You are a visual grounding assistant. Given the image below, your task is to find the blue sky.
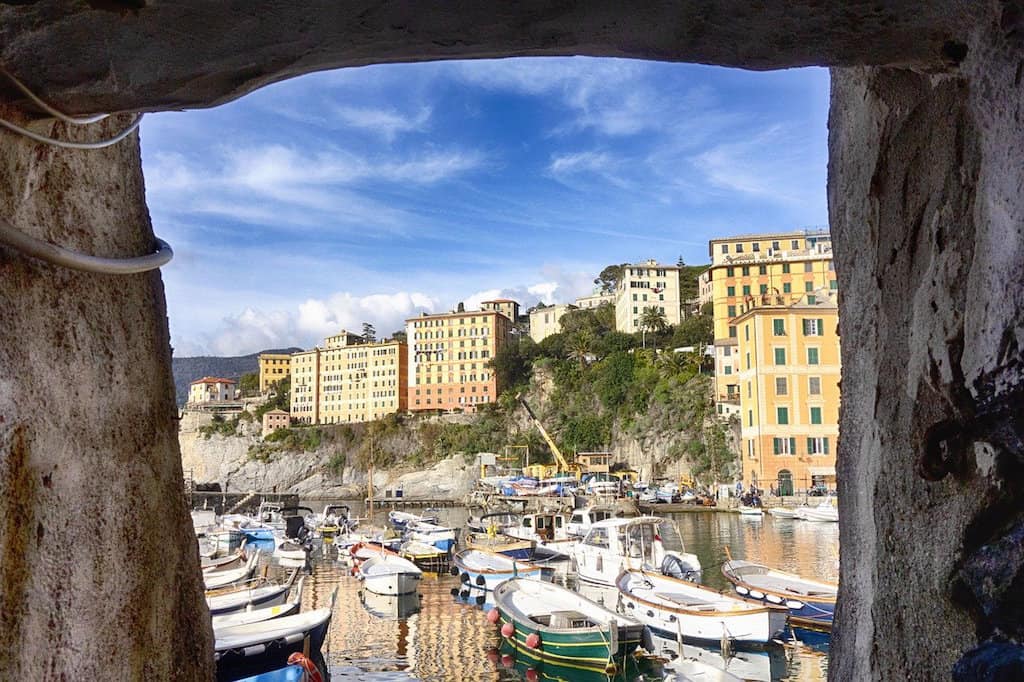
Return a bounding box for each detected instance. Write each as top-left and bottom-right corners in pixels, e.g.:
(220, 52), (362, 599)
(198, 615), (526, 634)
(140, 58), (830, 357)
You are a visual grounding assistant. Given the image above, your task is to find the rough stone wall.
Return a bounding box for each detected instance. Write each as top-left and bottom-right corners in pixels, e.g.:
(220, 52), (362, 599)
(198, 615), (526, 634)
(829, 7), (1024, 678)
(0, 117), (212, 679)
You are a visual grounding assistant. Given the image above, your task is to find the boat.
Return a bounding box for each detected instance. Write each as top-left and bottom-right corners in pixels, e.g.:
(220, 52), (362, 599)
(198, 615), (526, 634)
(464, 531), (537, 561)
(204, 549), (261, 590)
(721, 556), (837, 631)
(198, 528), (247, 558)
(214, 591), (336, 681)
(497, 638), (662, 682)
(399, 539), (450, 570)
(616, 569), (787, 646)
(359, 589), (422, 620)
(452, 549), (552, 591)
(466, 511), (519, 534)
(737, 506), (764, 516)
(570, 517), (701, 586)
(357, 552), (423, 595)
(231, 653), (325, 682)
(646, 631), (785, 682)
(503, 512), (575, 560)
(273, 539), (309, 562)
(207, 569), (299, 616)
(405, 520), (457, 553)
(766, 507), (797, 519)
(388, 509), (438, 531)
(202, 541), (248, 571)
(211, 577), (305, 630)
(313, 503), (356, 539)
(491, 578), (645, 674)
(565, 504), (633, 539)
(794, 501), (839, 522)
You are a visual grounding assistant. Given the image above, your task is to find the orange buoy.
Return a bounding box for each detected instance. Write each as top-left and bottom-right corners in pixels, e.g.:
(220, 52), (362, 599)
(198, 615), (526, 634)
(501, 622), (515, 638)
(525, 633), (541, 649)
(286, 653), (323, 682)
(486, 608), (500, 624)
(486, 648), (499, 664)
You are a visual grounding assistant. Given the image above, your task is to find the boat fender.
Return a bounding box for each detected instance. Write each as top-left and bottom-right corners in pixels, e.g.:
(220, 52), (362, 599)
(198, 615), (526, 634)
(475, 594), (486, 606)
(735, 586), (749, 595)
(525, 633), (541, 649)
(486, 648), (499, 664)
(283, 633), (304, 645)
(525, 668), (539, 682)
(487, 608), (501, 624)
(626, 601), (634, 609)
(500, 654), (515, 669)
(475, 575), (487, 587)
(449, 566), (460, 576)
(666, 615), (677, 623)
(605, 662), (619, 675)
(785, 600), (805, 610)
(450, 587), (460, 597)
(765, 594), (783, 604)
(460, 589), (471, 599)
(460, 572), (470, 583)
(647, 610), (654, 618)
(749, 590), (765, 600)
(242, 644), (267, 657)
(501, 622), (515, 638)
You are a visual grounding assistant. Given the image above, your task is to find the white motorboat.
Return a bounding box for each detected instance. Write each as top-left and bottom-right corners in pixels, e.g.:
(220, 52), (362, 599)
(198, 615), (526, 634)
(358, 553), (423, 595)
(617, 569), (787, 645)
(204, 549), (260, 590)
(570, 517), (701, 586)
(206, 569), (298, 616)
(211, 577), (305, 630)
(388, 509), (438, 531)
(766, 507), (797, 519)
(273, 538), (309, 562)
(737, 506), (764, 516)
(405, 520), (457, 552)
(647, 631), (782, 682)
(452, 549), (551, 591)
(566, 504), (633, 539)
(794, 501), (839, 522)
(503, 512), (575, 559)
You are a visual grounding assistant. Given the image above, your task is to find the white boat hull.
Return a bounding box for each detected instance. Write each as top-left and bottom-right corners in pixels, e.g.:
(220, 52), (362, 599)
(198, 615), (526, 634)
(358, 554), (423, 596)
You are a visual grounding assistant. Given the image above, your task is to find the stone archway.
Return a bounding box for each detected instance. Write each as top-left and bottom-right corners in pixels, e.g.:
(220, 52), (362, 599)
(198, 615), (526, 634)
(0, 3), (1021, 680)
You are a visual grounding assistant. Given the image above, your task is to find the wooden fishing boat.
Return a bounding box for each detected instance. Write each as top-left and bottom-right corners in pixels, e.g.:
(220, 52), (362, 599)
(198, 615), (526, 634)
(492, 578), (644, 674)
(231, 653), (324, 682)
(452, 549), (551, 591)
(204, 549), (260, 590)
(201, 541), (248, 571)
(211, 577), (305, 630)
(405, 520), (457, 552)
(214, 591), (336, 681)
(464, 531), (536, 561)
(358, 553), (423, 595)
(721, 556), (836, 631)
(207, 569), (299, 616)
(399, 539), (449, 571)
(617, 569), (787, 645)
(504, 512), (576, 560)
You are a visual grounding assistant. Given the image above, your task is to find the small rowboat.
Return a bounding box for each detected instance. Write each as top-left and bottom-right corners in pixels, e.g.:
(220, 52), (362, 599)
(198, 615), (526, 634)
(492, 578), (644, 674)
(464, 531), (536, 560)
(766, 507), (797, 519)
(358, 553), (423, 596)
(737, 506), (764, 516)
(388, 510), (438, 531)
(452, 549), (551, 591)
(201, 541), (248, 572)
(211, 577), (305, 630)
(722, 555), (837, 631)
(617, 569), (787, 645)
(204, 549), (260, 590)
(406, 520), (457, 552)
(207, 569), (298, 616)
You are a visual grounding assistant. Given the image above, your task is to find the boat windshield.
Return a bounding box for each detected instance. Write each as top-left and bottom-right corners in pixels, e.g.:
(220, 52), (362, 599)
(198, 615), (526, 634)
(657, 519), (684, 552)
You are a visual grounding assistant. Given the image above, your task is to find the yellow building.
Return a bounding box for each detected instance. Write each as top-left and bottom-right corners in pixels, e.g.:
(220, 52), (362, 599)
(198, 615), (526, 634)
(614, 259), (685, 333)
(734, 298), (840, 494)
(187, 376), (236, 404)
(703, 230), (836, 416)
(480, 298), (520, 323)
(289, 330), (408, 425)
(257, 353), (291, 393)
(574, 291), (615, 310)
(406, 309), (514, 412)
(528, 303), (574, 343)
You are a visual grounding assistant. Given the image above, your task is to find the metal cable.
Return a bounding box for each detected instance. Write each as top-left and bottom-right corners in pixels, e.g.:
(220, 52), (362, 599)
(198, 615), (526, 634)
(0, 216), (173, 274)
(0, 113), (142, 150)
(0, 67), (108, 125)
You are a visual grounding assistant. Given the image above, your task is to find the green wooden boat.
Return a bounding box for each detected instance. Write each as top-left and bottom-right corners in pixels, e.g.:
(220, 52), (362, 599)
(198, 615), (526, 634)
(492, 578), (645, 674)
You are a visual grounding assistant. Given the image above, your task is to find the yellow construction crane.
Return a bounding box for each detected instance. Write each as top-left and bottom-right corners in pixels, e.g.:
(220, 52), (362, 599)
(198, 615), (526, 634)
(517, 395), (581, 479)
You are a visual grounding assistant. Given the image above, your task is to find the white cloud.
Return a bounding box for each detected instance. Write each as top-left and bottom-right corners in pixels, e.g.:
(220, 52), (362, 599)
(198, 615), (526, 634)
(332, 105), (432, 141)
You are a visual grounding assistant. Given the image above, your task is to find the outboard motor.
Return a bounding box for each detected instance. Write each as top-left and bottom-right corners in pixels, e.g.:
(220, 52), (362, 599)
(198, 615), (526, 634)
(661, 553), (700, 583)
(285, 515), (306, 540)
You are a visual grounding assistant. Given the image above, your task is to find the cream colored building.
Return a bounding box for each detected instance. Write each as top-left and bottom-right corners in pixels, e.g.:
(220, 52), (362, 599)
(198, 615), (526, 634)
(704, 230), (836, 417)
(480, 298), (520, 322)
(734, 298), (840, 494)
(289, 330), (408, 425)
(614, 259), (684, 333)
(257, 353), (291, 393)
(406, 308), (514, 412)
(574, 291), (615, 310)
(187, 376), (236, 404)
(261, 409), (290, 436)
(528, 303), (574, 343)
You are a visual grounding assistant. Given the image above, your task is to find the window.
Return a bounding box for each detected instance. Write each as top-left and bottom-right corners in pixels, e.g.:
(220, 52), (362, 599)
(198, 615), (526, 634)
(745, 352), (750, 369)
(830, 279), (838, 290)
(729, 325), (737, 338)
(777, 407), (789, 425)
(804, 262), (813, 273)
(721, 244), (729, 254)
(758, 265), (767, 275)
(792, 240), (800, 249)
(773, 437), (796, 455)
(783, 282), (792, 293)
(727, 305), (736, 317)
(807, 437), (830, 455)
(772, 241), (780, 251)
(745, 325), (750, 341)
(760, 284), (769, 294)
(807, 295), (817, 305)
(727, 286), (735, 296)
(632, 293), (637, 301)
(803, 318), (823, 336)
(747, 382), (752, 398)
(742, 266), (750, 276)
(736, 243), (744, 253)
(828, 261), (836, 271)
(742, 285), (751, 296)
(809, 377), (822, 395)
(775, 377), (788, 395)
(805, 281), (814, 292)
(807, 348), (820, 365)
(772, 319), (785, 336)
(752, 242), (761, 252)
(724, 366), (732, 375)
(726, 266), (735, 277)
(748, 410), (753, 427)
(810, 406), (823, 424)
(774, 348), (786, 365)
(724, 346), (732, 357)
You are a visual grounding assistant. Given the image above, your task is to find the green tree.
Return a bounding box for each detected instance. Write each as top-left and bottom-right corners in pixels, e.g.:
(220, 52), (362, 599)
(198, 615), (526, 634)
(566, 329), (595, 369)
(238, 371), (259, 397)
(594, 331), (637, 358)
(537, 333), (568, 359)
(488, 343), (530, 389)
(593, 263), (628, 294)
(639, 307), (668, 348)
(255, 375), (290, 419)
(361, 322), (376, 342)
(391, 330), (407, 343)
(671, 313), (713, 348)
(558, 308), (597, 337)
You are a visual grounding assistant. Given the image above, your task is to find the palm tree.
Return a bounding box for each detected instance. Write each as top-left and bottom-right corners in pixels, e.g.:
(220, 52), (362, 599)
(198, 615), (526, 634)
(639, 306), (668, 349)
(566, 329), (595, 369)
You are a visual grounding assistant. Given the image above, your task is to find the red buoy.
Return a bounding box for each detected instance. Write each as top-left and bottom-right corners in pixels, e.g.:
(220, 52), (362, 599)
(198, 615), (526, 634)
(500, 654), (514, 668)
(486, 608), (500, 624)
(525, 633), (541, 649)
(525, 668), (539, 682)
(501, 622), (515, 638)
(485, 648), (499, 664)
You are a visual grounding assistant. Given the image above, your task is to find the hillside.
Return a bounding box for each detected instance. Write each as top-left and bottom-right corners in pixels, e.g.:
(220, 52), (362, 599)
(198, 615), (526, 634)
(172, 347), (301, 405)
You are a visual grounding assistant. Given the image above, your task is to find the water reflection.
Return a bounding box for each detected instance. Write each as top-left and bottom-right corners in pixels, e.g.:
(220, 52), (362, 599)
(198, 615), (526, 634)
(270, 502), (837, 681)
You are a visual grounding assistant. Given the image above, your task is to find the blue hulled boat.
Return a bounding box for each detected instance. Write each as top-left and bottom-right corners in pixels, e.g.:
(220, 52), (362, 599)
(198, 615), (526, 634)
(721, 556), (836, 631)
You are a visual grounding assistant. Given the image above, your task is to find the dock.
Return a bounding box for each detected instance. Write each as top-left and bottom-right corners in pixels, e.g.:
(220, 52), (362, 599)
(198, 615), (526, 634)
(367, 497), (461, 508)
(638, 502), (722, 514)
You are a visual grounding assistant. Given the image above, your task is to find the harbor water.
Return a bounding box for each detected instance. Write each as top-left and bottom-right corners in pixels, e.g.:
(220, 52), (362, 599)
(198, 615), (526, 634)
(251, 502), (838, 681)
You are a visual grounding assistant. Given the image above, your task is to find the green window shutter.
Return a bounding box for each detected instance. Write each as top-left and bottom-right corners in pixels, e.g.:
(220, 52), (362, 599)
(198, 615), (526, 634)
(742, 285), (751, 295)
(729, 326), (737, 338)
(790, 437), (797, 454)
(783, 283), (791, 293)
(805, 281), (813, 292)
(811, 407), (822, 424)
(773, 319), (784, 335)
(774, 348), (786, 365)
(824, 438), (830, 454)
(807, 437), (814, 453)
(818, 318), (825, 334)
(808, 348), (819, 365)
(727, 286), (735, 296)
(807, 295), (817, 304)
(801, 319), (809, 335)
(727, 267), (734, 276)
(760, 284), (768, 294)
(777, 407), (788, 425)
(782, 263), (790, 274)
(830, 280), (838, 290)
(728, 305), (736, 317)
(773, 438), (781, 455)
(759, 265), (767, 275)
